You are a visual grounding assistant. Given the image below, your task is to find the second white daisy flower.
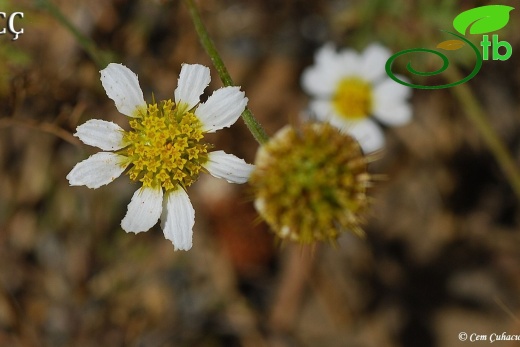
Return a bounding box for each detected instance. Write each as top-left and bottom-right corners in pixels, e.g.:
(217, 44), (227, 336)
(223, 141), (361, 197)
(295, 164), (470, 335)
(67, 63), (253, 251)
(301, 43), (412, 153)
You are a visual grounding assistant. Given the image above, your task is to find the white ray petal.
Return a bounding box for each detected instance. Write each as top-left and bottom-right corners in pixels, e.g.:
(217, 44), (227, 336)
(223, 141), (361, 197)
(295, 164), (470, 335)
(308, 99), (334, 119)
(373, 77), (412, 105)
(335, 49), (362, 76)
(301, 43), (353, 96)
(373, 103), (412, 126)
(100, 63), (146, 117)
(314, 42), (340, 66)
(347, 119), (385, 154)
(308, 99), (348, 127)
(66, 152), (127, 189)
(160, 189), (195, 251)
(301, 66), (341, 97)
(195, 87), (248, 133)
(203, 150), (254, 184)
(359, 43), (392, 82)
(74, 119), (126, 150)
(372, 78), (412, 126)
(174, 64), (210, 112)
(121, 186), (163, 233)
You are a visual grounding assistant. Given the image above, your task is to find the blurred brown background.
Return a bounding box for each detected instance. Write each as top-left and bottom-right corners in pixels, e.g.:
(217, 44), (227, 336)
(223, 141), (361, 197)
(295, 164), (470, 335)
(1, 0), (519, 346)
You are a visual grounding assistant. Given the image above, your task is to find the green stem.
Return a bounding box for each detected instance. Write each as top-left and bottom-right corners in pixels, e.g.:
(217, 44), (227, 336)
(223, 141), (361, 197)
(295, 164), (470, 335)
(183, 0), (269, 145)
(35, 0), (111, 69)
(445, 67), (520, 199)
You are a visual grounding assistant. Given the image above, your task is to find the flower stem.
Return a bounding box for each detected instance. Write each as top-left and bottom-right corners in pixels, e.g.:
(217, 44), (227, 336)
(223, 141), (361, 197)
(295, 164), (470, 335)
(445, 67), (520, 199)
(34, 0), (112, 69)
(183, 0), (269, 145)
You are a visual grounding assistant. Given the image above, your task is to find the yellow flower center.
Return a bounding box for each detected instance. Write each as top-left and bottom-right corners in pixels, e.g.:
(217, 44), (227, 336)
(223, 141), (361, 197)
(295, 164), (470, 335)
(332, 77), (373, 120)
(120, 99), (209, 191)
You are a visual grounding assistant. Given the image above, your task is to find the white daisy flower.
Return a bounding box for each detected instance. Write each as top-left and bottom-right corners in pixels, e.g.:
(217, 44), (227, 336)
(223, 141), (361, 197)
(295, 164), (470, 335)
(301, 43), (412, 153)
(67, 63), (253, 251)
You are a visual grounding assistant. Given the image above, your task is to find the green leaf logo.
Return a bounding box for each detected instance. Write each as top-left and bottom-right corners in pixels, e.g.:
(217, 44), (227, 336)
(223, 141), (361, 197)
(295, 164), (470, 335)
(453, 5), (514, 35)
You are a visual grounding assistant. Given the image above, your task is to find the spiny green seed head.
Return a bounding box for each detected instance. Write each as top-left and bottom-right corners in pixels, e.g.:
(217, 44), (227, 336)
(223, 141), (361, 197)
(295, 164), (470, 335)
(120, 99), (209, 191)
(249, 123), (371, 244)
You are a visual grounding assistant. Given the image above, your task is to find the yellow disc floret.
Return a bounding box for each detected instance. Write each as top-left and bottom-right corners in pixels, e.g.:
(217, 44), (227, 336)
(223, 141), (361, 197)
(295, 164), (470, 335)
(120, 99), (209, 191)
(332, 77), (373, 120)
